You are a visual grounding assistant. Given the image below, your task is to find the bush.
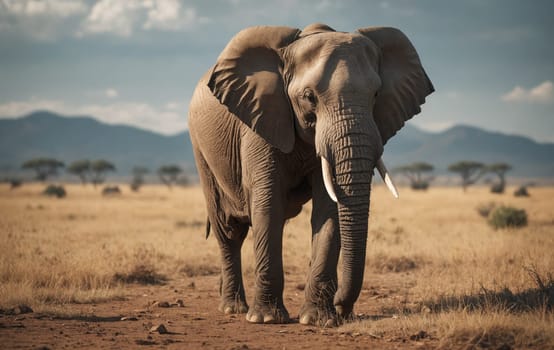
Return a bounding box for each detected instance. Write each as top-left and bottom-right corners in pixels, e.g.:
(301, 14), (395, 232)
(488, 206), (528, 229)
(411, 181), (429, 190)
(102, 186), (121, 196)
(514, 186), (530, 197)
(9, 178), (22, 189)
(490, 182), (505, 194)
(43, 185), (66, 198)
(130, 182), (140, 192)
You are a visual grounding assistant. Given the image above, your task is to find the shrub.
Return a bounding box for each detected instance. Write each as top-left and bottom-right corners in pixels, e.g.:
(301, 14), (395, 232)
(411, 181), (429, 190)
(9, 178), (22, 189)
(43, 185), (66, 198)
(130, 182), (140, 192)
(490, 182), (505, 194)
(514, 186), (530, 197)
(102, 186), (121, 196)
(488, 206), (528, 229)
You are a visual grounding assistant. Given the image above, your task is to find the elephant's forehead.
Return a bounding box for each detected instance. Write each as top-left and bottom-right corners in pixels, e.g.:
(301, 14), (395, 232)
(291, 32), (376, 63)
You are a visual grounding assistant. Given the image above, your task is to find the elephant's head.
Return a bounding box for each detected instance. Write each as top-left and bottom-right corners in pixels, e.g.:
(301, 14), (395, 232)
(208, 23), (433, 317)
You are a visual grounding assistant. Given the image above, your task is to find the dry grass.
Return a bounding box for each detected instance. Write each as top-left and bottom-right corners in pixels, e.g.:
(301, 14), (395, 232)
(1, 183), (553, 347)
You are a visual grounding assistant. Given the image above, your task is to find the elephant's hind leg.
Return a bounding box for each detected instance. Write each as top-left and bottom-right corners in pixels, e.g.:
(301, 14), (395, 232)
(193, 148), (249, 315)
(215, 221), (249, 315)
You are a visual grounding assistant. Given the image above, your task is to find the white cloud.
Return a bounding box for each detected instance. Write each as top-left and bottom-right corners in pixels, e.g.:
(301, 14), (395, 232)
(78, 0), (208, 37)
(1, 0), (87, 17)
(79, 0), (144, 37)
(165, 101), (182, 111)
(105, 88), (119, 99)
(477, 27), (534, 44)
(0, 98), (187, 135)
(0, 98), (66, 116)
(502, 81), (554, 104)
(0, 0), (88, 40)
(415, 120), (456, 132)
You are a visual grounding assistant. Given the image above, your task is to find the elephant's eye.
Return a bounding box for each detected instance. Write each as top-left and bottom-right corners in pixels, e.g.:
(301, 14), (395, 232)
(303, 89), (317, 106)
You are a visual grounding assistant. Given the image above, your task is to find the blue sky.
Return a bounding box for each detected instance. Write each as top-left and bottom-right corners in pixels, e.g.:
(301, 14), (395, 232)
(1, 0), (553, 142)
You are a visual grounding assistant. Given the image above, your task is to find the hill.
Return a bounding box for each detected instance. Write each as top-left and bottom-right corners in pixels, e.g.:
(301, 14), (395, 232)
(1, 111), (553, 178)
(384, 124), (554, 177)
(0, 111), (193, 176)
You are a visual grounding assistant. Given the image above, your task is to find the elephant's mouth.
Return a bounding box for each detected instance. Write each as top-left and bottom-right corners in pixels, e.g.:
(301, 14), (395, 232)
(321, 156), (399, 203)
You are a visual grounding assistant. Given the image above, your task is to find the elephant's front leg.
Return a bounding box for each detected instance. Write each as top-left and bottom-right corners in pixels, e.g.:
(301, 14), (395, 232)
(299, 171), (340, 326)
(246, 192), (289, 324)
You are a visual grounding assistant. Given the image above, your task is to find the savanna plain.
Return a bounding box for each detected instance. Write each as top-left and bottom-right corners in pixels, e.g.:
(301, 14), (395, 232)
(0, 183), (553, 349)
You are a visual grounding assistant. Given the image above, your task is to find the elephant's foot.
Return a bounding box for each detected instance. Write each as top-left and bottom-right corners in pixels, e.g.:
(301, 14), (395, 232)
(245, 299), (290, 324)
(218, 298), (248, 315)
(298, 302), (337, 327)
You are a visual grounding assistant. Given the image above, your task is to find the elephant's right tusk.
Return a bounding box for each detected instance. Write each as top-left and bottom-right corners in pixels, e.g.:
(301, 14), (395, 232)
(321, 156), (338, 203)
(376, 158), (399, 199)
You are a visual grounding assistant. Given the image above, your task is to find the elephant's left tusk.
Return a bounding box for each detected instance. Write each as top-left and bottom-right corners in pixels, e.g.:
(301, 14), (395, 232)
(376, 158), (399, 199)
(321, 156), (338, 203)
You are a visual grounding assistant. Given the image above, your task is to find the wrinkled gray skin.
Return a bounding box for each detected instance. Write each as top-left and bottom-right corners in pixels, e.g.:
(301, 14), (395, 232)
(188, 23), (433, 325)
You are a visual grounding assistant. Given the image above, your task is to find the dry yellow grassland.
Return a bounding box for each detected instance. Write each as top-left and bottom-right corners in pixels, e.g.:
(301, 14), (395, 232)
(1, 183), (552, 347)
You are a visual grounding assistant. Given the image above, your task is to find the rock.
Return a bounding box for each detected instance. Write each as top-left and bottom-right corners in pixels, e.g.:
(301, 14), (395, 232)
(410, 330), (429, 341)
(174, 299), (185, 307)
(14, 305), (33, 315)
(156, 301), (170, 308)
(120, 316), (138, 321)
(149, 324), (168, 334)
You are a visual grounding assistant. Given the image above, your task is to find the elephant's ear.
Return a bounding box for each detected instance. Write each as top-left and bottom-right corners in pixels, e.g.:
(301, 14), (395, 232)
(208, 26), (300, 153)
(357, 27), (434, 144)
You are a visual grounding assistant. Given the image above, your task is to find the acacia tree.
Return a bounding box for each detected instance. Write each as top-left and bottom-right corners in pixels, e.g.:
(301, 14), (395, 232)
(395, 162), (434, 190)
(67, 159), (91, 185)
(130, 166), (149, 191)
(448, 161), (485, 192)
(90, 160), (116, 186)
(158, 164), (183, 188)
(21, 158), (64, 182)
(486, 163), (512, 193)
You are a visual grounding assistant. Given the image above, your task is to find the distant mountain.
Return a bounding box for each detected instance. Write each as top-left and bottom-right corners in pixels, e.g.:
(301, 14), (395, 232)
(0, 111), (193, 176)
(384, 124), (554, 177)
(1, 111), (553, 178)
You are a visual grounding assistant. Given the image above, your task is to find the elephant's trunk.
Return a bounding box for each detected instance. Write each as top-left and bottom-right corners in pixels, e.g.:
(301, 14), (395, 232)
(320, 110), (382, 318)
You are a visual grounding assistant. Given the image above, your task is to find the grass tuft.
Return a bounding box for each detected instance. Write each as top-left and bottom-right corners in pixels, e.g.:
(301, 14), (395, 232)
(113, 264), (167, 285)
(488, 206), (528, 229)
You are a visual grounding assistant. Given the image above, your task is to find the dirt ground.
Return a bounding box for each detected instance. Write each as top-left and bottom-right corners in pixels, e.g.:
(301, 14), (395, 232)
(1, 273), (435, 350)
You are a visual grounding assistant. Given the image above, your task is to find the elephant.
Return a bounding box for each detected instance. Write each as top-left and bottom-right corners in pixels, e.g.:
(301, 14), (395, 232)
(188, 23), (433, 325)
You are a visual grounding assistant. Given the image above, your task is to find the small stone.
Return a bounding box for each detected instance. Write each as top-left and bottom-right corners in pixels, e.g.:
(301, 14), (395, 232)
(175, 299), (184, 307)
(149, 324), (168, 334)
(156, 301), (170, 308)
(409, 330), (428, 341)
(120, 316), (138, 321)
(14, 305), (33, 315)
